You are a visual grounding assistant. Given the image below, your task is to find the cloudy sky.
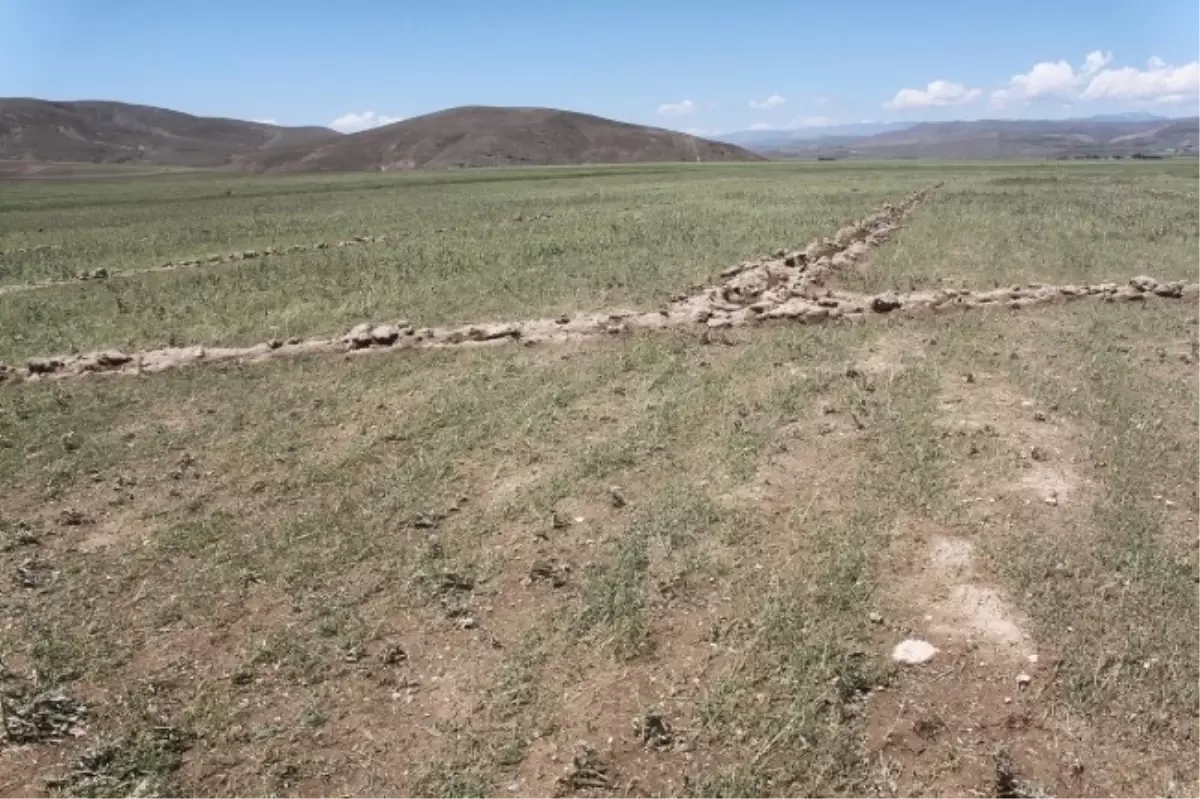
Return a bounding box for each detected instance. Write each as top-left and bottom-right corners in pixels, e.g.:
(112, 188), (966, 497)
(2, 0), (1196, 134)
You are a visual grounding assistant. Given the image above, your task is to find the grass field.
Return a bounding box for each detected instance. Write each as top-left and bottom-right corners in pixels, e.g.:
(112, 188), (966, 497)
(0, 161), (1197, 797)
(0, 163), (939, 361)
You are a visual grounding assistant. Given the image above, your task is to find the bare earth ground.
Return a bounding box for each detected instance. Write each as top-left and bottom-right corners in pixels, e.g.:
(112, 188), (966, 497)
(0, 161), (1197, 797)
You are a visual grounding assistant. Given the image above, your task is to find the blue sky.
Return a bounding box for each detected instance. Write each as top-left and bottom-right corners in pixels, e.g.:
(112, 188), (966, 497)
(2, 0), (1197, 134)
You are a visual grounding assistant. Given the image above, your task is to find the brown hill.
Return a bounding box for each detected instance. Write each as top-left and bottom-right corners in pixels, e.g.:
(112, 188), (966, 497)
(244, 106), (764, 172)
(0, 99), (340, 167)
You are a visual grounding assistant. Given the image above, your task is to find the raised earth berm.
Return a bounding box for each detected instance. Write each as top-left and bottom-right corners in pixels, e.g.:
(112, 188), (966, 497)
(4, 183), (1195, 385)
(0, 234), (393, 297)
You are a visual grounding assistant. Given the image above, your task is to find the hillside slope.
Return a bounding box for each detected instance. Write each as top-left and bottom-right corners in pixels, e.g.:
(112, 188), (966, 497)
(766, 117), (1199, 159)
(0, 99), (340, 166)
(245, 106), (764, 172)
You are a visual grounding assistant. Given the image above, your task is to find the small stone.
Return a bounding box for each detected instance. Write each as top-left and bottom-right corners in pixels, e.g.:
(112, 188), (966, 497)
(871, 293), (902, 313)
(62, 431), (79, 451)
(892, 639), (937, 664)
(344, 323), (374, 349)
(286, 336), (302, 345)
(1027, 654), (1039, 664)
(381, 644), (408, 665)
(27, 357), (63, 375)
(1030, 446), (1048, 462)
(267, 338), (283, 350)
(1033, 410), (1047, 422)
(457, 616), (477, 630)
(1044, 493), (1059, 507)
(370, 324), (400, 346)
(96, 350), (131, 368)
(609, 486), (627, 508)
(1153, 281), (1184, 298)
(868, 612), (883, 624)
(556, 314), (571, 325)
(1016, 673), (1032, 686)
(1129, 275), (1158, 292)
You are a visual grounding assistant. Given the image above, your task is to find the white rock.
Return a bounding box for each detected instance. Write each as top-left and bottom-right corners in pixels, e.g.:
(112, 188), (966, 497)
(1016, 672), (1032, 686)
(892, 639), (938, 664)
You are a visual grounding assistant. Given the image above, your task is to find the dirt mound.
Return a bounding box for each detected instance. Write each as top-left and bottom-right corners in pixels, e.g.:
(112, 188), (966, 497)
(243, 106), (764, 172)
(0, 99), (339, 167)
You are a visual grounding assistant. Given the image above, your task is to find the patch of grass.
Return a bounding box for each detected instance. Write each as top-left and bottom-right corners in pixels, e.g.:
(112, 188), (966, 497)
(847, 163), (1198, 294)
(576, 529), (651, 656)
(46, 726), (191, 799)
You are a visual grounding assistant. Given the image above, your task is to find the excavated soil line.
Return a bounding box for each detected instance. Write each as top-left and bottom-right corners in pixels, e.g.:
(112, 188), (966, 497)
(4, 273), (1193, 386)
(0, 234), (394, 297)
(1, 185), (941, 383)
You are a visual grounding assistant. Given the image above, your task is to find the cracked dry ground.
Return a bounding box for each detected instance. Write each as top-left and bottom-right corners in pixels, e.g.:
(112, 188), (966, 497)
(1, 173), (1197, 798)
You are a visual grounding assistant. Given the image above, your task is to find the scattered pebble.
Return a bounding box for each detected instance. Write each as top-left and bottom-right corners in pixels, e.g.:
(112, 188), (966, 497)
(892, 639), (938, 664)
(1016, 673), (1032, 687)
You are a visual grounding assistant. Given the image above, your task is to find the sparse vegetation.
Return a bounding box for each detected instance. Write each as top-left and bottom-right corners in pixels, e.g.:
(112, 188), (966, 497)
(0, 161), (1195, 797)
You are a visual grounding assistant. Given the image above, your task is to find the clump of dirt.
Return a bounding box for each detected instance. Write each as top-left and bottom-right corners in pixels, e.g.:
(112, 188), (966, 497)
(555, 744), (613, 794)
(44, 726), (191, 798)
(1, 667), (87, 744)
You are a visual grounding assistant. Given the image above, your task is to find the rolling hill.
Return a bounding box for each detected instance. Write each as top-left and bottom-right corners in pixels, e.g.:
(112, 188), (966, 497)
(243, 106), (764, 172)
(0, 99), (340, 167)
(762, 116), (1198, 159)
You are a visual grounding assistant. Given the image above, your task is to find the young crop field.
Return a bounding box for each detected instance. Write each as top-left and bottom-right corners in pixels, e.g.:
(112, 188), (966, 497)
(0, 160), (1197, 797)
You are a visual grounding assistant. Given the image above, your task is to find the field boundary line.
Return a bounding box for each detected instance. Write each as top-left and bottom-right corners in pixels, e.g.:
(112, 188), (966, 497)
(0, 233), (396, 297)
(23, 186), (1191, 383)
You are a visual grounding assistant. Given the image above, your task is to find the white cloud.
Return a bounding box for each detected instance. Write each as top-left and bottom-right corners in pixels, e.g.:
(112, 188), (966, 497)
(745, 116), (833, 132)
(1083, 50), (1113, 77)
(329, 111), (404, 133)
(657, 100), (696, 117)
(1082, 56), (1200, 104)
(814, 96), (831, 108)
(749, 93), (786, 109)
(684, 127), (719, 137)
(885, 80), (982, 110)
(989, 52), (1113, 109)
(791, 115), (833, 127)
(253, 118), (279, 125)
(989, 51), (1198, 109)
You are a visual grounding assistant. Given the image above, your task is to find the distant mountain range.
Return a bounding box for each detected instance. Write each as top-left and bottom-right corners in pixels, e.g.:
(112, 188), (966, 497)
(719, 114), (1198, 159)
(720, 122), (915, 148)
(0, 99), (1195, 172)
(0, 100), (762, 173)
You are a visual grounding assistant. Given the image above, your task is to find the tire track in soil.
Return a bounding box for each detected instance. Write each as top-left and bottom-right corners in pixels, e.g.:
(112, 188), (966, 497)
(863, 364), (1190, 797)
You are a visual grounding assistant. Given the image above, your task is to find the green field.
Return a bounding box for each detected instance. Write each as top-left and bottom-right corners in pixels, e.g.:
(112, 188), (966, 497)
(0, 161), (1197, 798)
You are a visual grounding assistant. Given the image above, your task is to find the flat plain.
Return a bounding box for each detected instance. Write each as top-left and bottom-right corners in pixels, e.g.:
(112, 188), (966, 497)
(1, 160), (1197, 797)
